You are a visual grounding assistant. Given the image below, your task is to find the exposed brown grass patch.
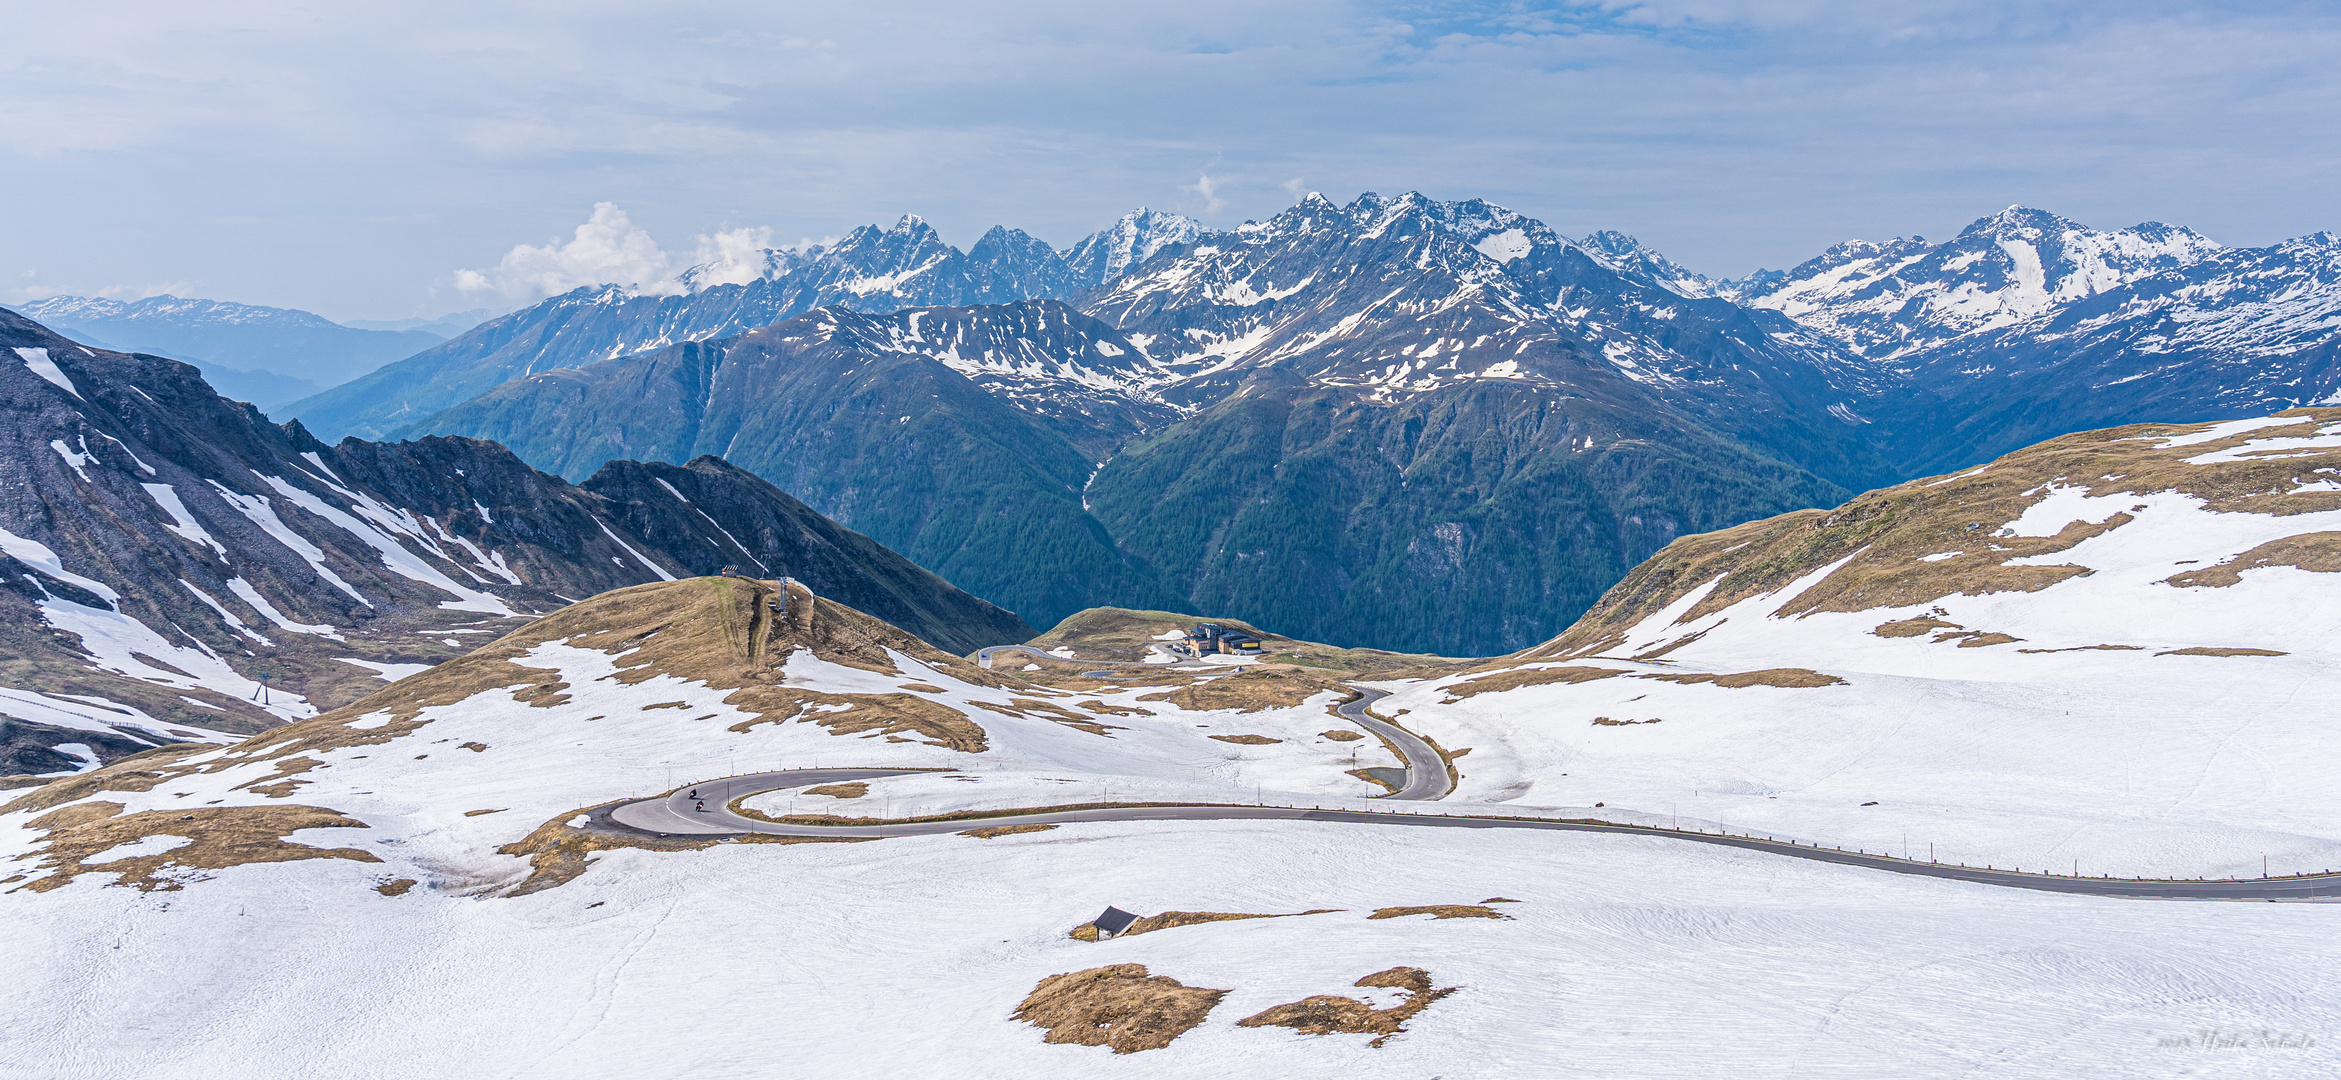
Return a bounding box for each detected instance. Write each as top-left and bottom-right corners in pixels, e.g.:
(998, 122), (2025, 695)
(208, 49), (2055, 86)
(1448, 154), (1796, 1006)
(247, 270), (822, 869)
(1522, 411), (2341, 664)
(376, 878), (417, 896)
(2166, 532), (2341, 587)
(1953, 632), (2022, 648)
(1075, 699), (1152, 717)
(301, 579), (1022, 756)
(896, 683), (947, 694)
(1591, 716), (1661, 726)
(1137, 668), (1342, 713)
(967, 698), (1123, 737)
(1441, 665), (1630, 702)
(235, 755), (325, 798)
(1874, 616), (1960, 638)
(1208, 734), (1281, 745)
(2157, 646), (2289, 657)
(460, 742), (487, 752)
(1368, 904), (1510, 921)
(1347, 768), (1401, 793)
(803, 783), (868, 799)
(14, 801), (380, 893)
(1, 743), (218, 817)
(494, 805), (864, 896)
(1320, 730), (1365, 742)
(1641, 668), (1845, 688)
(2017, 644), (2144, 653)
(1013, 965), (1228, 1054)
(1236, 966), (1457, 1048)
(959, 823), (1059, 839)
(463, 808), (505, 817)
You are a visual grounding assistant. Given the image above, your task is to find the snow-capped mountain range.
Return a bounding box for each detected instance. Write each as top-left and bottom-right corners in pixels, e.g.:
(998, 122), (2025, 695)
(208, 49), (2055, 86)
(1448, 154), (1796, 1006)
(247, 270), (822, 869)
(289, 209), (1206, 440)
(23, 193), (2341, 655)
(409, 193), (1895, 650)
(1721, 207), (2224, 361)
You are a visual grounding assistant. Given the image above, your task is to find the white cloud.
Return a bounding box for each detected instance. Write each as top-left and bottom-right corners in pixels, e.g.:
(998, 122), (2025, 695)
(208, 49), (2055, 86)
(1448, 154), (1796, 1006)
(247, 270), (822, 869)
(677, 225), (778, 290)
(1188, 172), (1226, 215)
(453, 202), (684, 301)
(4, 2), (2339, 312)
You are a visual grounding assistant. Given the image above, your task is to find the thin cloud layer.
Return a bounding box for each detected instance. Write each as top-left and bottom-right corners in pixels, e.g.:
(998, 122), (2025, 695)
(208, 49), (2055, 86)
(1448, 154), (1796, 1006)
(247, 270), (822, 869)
(2, 1), (2336, 317)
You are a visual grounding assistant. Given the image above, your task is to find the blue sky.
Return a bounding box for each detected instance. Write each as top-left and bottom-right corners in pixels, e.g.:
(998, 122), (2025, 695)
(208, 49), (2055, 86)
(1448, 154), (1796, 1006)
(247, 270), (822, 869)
(4, 1), (2337, 320)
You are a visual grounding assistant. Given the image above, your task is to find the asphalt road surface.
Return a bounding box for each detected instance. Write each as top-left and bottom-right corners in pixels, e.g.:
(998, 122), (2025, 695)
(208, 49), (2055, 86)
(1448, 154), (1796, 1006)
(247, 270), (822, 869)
(1332, 687), (1449, 800)
(601, 768), (2341, 900)
(972, 646), (1448, 799)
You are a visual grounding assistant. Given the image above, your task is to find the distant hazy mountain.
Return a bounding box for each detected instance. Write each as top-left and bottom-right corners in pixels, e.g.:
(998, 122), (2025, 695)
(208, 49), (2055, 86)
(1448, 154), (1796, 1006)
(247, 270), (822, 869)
(0, 306), (1027, 773)
(339, 309), (502, 338)
(288, 210), (1205, 441)
(21, 295), (446, 409)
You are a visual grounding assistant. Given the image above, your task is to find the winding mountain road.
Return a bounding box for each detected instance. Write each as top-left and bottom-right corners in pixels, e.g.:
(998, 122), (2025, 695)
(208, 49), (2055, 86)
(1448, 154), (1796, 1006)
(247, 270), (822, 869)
(974, 645), (1448, 799)
(608, 644), (2341, 899)
(601, 768), (2341, 901)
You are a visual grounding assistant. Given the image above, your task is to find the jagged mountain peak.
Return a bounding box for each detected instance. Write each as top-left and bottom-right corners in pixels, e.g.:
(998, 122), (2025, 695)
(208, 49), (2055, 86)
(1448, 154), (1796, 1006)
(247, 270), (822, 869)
(1578, 230), (1717, 297)
(1061, 207), (1206, 289)
(1731, 206), (2226, 359)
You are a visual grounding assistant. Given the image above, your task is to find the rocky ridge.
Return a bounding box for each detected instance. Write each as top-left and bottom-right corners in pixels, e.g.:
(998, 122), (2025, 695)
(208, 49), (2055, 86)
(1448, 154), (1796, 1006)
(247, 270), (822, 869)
(0, 308), (1027, 775)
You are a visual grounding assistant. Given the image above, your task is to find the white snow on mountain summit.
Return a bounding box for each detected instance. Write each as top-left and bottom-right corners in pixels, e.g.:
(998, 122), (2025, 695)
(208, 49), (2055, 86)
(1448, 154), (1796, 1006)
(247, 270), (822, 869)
(1727, 207), (2224, 359)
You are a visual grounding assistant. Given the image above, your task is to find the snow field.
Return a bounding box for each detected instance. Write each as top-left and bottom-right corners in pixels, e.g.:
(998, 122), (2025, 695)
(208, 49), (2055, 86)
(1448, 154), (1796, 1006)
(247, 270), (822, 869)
(1378, 472), (2341, 879)
(0, 636), (1410, 898)
(2, 819), (2331, 1079)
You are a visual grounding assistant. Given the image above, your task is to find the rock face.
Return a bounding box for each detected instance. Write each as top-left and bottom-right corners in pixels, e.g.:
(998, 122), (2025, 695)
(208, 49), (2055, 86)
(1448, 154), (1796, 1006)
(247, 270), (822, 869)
(1060, 208), (1205, 291)
(0, 307), (1027, 773)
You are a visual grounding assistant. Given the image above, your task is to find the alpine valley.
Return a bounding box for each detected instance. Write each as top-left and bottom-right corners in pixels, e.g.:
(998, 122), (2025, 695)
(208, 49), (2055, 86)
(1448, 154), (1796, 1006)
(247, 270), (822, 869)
(356, 194), (2341, 656)
(3, 188), (2340, 1080)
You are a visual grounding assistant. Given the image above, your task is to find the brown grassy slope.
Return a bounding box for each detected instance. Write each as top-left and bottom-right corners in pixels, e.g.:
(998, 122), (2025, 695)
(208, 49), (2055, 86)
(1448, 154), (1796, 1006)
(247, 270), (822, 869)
(1013, 965), (1228, 1054)
(1512, 408), (2341, 662)
(1236, 966), (1458, 1048)
(1022, 607), (1467, 674)
(274, 576), (1033, 755)
(2, 578), (1048, 893)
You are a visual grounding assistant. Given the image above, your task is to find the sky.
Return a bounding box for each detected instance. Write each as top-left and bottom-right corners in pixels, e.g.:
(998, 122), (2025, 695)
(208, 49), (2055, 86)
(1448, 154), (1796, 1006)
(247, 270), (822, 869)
(4, 1), (2338, 321)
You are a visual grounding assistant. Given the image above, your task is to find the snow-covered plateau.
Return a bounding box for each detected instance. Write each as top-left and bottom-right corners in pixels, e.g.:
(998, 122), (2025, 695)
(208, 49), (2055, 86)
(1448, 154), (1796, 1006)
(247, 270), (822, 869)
(7, 413), (2341, 1077)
